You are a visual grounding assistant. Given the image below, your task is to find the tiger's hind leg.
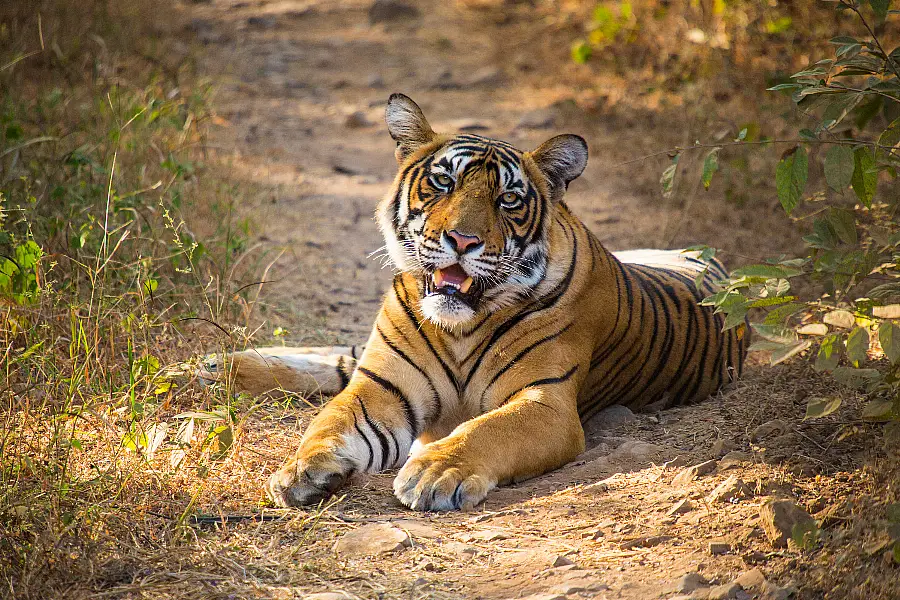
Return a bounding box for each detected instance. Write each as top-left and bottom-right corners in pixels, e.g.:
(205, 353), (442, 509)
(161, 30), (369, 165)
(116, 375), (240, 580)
(198, 345), (363, 398)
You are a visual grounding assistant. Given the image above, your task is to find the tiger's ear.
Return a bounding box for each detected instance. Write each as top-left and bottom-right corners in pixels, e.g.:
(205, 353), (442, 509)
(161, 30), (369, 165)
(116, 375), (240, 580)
(529, 134), (588, 192)
(385, 93), (436, 162)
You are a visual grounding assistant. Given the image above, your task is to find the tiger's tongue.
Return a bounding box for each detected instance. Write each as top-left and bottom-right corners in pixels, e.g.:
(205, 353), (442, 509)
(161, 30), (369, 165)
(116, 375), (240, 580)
(433, 264), (473, 293)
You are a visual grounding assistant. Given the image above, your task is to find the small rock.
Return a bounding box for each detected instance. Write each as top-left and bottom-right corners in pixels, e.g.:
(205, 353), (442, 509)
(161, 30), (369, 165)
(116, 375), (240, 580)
(708, 582), (741, 600)
(306, 592), (356, 599)
(767, 433), (799, 449)
(592, 404), (637, 430)
(392, 519), (443, 540)
(465, 529), (509, 542)
(551, 554), (574, 568)
(706, 475), (751, 503)
(550, 573), (611, 594)
(719, 451), (753, 470)
(711, 438), (733, 457)
(751, 419), (788, 442)
(445, 541), (478, 558)
(368, 0), (420, 23)
(516, 108), (556, 129)
(676, 572), (708, 593)
(758, 499), (815, 549)
(515, 594), (566, 600)
(466, 66), (503, 86)
(668, 499), (694, 516)
(611, 440), (663, 460)
(734, 568), (766, 589)
(708, 541), (731, 555)
(672, 459), (719, 487)
(760, 580), (797, 600)
(344, 111), (372, 128)
(619, 534), (672, 550)
(365, 73), (385, 88)
(333, 523), (411, 557)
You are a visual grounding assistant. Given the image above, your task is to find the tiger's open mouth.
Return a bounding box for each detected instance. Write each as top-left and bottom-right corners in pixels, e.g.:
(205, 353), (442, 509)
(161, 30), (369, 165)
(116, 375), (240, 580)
(424, 263), (485, 309)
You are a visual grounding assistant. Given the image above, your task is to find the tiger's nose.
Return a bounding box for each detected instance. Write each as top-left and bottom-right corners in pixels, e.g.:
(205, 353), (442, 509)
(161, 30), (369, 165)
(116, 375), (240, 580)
(444, 229), (483, 254)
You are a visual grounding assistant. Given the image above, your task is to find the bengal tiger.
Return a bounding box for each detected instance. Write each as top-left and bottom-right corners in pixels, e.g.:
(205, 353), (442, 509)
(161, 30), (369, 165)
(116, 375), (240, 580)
(204, 94), (747, 511)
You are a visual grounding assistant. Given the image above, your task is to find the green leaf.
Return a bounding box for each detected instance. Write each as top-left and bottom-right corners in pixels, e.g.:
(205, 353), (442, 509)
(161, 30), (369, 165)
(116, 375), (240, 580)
(722, 304), (750, 331)
(209, 424), (234, 460)
(776, 146), (808, 215)
(805, 396), (842, 420)
(877, 117), (900, 162)
(752, 323), (799, 344)
(869, 0), (890, 22)
(764, 302), (806, 325)
(832, 367), (881, 389)
(893, 541), (900, 565)
(571, 41), (592, 64)
(861, 398), (894, 420)
(826, 208), (857, 245)
(815, 334), (843, 372)
(846, 327), (870, 366)
(851, 147), (877, 207)
(701, 148), (720, 190)
(731, 264), (802, 280)
(878, 321), (900, 364)
(660, 153), (679, 199)
(824, 146), (854, 192)
(750, 295), (798, 308)
(771, 340), (811, 365)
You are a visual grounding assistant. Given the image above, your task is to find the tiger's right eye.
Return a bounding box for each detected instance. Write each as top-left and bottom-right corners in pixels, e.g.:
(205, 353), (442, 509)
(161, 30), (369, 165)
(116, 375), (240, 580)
(431, 173), (453, 189)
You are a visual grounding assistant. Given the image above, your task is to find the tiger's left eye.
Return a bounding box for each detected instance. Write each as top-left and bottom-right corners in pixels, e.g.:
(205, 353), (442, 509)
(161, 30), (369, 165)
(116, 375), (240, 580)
(432, 173), (453, 188)
(499, 191), (523, 209)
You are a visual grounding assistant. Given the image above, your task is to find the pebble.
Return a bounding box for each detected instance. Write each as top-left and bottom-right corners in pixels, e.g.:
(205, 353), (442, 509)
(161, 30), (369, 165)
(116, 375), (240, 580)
(368, 0), (420, 23)
(305, 592), (356, 600)
(672, 459), (719, 487)
(758, 499), (815, 548)
(734, 568), (766, 589)
(675, 572), (708, 593)
(247, 15), (277, 28)
(761, 580), (797, 599)
(706, 475), (751, 503)
(551, 554), (574, 568)
(710, 438), (733, 457)
(668, 498), (694, 516)
(708, 582), (741, 600)
(391, 519), (444, 540)
(611, 440), (664, 460)
(333, 523), (411, 557)
(464, 529), (509, 542)
(366, 73), (385, 88)
(708, 540), (731, 555)
(719, 451), (753, 470)
(750, 419), (788, 442)
(591, 404), (637, 430)
(514, 594), (566, 600)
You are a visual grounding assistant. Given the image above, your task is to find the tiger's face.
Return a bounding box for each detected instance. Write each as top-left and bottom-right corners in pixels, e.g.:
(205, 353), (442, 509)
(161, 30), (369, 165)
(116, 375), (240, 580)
(378, 94), (588, 329)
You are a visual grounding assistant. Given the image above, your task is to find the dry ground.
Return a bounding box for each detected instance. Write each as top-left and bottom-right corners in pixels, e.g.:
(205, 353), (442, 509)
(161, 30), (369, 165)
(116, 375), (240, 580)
(5, 1), (899, 599)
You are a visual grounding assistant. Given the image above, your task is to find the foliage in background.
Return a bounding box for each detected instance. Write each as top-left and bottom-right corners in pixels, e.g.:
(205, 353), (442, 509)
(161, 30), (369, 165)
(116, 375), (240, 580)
(0, 2), (265, 595)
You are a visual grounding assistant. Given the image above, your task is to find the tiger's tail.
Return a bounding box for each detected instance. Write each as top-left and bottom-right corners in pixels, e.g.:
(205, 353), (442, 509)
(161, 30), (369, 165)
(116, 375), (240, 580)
(198, 345), (362, 398)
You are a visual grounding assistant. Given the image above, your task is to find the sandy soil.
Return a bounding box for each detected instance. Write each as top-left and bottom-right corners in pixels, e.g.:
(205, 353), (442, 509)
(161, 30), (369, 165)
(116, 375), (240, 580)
(169, 1), (899, 599)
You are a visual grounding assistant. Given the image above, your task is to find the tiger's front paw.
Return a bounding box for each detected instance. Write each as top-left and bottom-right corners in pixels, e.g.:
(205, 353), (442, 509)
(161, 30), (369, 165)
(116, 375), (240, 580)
(393, 445), (495, 511)
(265, 451), (349, 507)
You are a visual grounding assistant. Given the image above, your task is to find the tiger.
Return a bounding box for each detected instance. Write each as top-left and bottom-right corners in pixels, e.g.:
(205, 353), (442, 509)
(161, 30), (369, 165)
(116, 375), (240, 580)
(204, 93), (747, 511)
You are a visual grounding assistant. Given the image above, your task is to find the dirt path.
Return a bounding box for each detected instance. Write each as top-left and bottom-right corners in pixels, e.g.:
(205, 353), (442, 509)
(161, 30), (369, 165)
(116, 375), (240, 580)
(179, 2), (889, 599)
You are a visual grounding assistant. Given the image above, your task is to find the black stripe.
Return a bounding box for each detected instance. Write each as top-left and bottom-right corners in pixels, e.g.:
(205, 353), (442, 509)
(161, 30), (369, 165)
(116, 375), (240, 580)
(336, 356), (351, 389)
(357, 365), (419, 438)
(357, 397), (390, 471)
(351, 410), (374, 472)
(499, 364), (579, 407)
(393, 277), (459, 392)
(463, 222), (579, 387)
(377, 322), (442, 425)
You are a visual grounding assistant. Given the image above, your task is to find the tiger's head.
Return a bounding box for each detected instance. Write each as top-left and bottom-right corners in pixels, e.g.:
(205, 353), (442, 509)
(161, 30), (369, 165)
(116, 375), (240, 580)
(377, 94), (588, 329)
